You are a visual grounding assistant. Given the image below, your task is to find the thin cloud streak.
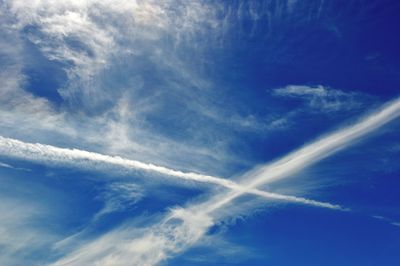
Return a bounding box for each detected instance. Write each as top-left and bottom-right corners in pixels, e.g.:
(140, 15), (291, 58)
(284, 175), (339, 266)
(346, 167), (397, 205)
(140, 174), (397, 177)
(0, 161), (13, 169)
(0, 160), (30, 171)
(0, 135), (340, 210)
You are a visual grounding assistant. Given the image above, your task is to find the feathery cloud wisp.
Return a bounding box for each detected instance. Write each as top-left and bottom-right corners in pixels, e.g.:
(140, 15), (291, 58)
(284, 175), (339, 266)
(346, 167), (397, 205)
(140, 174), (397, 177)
(272, 85), (370, 112)
(0, 161), (13, 169)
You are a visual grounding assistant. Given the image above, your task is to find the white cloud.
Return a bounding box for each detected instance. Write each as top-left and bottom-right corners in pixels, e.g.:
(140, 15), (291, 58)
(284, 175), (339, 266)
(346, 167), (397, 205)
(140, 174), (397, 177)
(391, 222), (400, 227)
(0, 198), (55, 265)
(0, 9), (76, 141)
(0, 161), (30, 171)
(0, 161), (13, 169)
(93, 182), (144, 220)
(51, 208), (213, 266)
(1, 0), (254, 176)
(272, 85), (370, 112)
(5, 0), (222, 106)
(372, 215), (400, 228)
(0, 175), (69, 266)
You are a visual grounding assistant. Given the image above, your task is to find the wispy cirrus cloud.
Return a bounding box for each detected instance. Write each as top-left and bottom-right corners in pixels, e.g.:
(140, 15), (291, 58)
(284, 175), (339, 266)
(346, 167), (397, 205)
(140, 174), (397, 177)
(5, 0), (222, 109)
(93, 182), (144, 220)
(272, 85), (371, 112)
(0, 10), (76, 142)
(0, 198), (56, 265)
(372, 215), (400, 229)
(0, 161), (14, 169)
(0, 0), (261, 175)
(0, 161), (30, 171)
(0, 173), (69, 266)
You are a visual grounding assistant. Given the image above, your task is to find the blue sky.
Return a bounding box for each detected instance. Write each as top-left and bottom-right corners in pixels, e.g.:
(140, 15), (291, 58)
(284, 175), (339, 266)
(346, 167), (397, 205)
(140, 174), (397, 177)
(0, 0), (400, 265)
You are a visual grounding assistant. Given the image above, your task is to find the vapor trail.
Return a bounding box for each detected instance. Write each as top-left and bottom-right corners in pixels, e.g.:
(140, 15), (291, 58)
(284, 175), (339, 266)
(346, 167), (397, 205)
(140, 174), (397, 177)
(51, 99), (400, 266)
(0, 135), (340, 209)
(204, 98), (400, 214)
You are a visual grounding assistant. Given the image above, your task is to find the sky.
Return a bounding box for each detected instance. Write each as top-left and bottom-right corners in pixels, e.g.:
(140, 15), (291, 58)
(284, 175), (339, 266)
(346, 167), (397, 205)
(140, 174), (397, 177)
(0, 0), (400, 265)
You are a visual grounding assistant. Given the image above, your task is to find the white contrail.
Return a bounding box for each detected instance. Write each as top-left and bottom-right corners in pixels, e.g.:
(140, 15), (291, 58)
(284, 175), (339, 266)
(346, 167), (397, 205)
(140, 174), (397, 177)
(204, 97), (400, 213)
(0, 135), (340, 210)
(247, 97), (400, 187)
(51, 99), (400, 266)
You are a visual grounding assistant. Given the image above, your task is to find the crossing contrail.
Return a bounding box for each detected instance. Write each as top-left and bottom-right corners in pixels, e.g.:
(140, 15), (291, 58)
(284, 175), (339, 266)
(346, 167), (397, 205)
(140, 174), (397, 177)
(0, 135), (341, 210)
(50, 98), (400, 266)
(204, 97), (400, 213)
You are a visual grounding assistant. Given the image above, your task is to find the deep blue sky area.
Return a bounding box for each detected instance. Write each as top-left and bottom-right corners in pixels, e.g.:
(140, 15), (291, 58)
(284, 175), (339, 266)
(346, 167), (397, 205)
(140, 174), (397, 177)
(0, 1), (399, 265)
